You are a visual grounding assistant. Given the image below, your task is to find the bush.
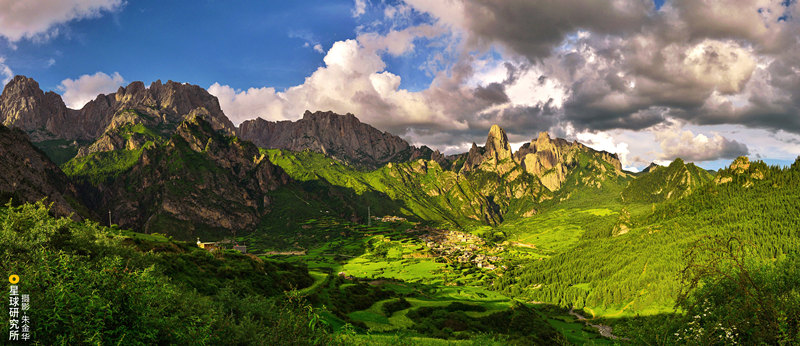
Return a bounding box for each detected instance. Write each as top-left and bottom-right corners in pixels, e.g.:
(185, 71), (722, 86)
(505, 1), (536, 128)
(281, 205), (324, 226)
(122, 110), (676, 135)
(382, 298), (412, 316)
(0, 201), (334, 345)
(673, 237), (800, 344)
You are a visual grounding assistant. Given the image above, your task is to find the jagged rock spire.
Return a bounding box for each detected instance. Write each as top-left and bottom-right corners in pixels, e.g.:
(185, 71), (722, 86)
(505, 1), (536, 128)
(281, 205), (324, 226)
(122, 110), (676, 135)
(485, 124), (512, 162)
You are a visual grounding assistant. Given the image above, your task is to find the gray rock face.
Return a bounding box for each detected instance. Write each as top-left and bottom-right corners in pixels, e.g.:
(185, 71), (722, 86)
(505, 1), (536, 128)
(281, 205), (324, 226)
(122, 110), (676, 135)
(238, 110), (432, 169)
(0, 76), (235, 142)
(485, 125), (512, 162)
(0, 123), (82, 218)
(85, 116), (291, 240)
(461, 142), (486, 172)
(0, 76), (70, 142)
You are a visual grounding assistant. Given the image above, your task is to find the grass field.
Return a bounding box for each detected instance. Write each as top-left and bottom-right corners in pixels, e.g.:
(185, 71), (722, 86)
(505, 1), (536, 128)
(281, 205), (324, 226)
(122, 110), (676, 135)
(258, 217), (614, 343)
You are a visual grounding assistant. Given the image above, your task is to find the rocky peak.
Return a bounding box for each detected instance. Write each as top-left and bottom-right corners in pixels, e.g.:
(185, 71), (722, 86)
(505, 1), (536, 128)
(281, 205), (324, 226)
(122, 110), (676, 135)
(461, 142), (486, 172)
(1, 75), (234, 145)
(2, 75), (40, 97)
(532, 131), (554, 152)
(238, 110), (432, 169)
(514, 132), (567, 173)
(86, 116), (291, 238)
(485, 124), (512, 162)
(460, 125), (514, 173)
(301, 109), (357, 122)
(104, 79), (235, 134)
(0, 75), (69, 141)
(714, 156), (766, 186)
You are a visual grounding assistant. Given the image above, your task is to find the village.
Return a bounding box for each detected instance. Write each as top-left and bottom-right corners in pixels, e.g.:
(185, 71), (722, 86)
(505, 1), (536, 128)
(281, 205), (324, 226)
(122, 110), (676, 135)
(196, 238), (247, 253)
(417, 228), (503, 270)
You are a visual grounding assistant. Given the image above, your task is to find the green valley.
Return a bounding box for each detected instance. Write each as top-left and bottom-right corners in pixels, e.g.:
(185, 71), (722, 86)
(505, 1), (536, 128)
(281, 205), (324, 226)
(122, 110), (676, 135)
(1, 74), (797, 344)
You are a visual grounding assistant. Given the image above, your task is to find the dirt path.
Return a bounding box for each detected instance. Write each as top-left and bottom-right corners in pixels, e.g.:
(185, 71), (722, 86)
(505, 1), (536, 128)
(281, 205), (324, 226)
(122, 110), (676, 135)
(508, 241), (537, 249)
(569, 308), (625, 340)
(260, 250), (307, 256)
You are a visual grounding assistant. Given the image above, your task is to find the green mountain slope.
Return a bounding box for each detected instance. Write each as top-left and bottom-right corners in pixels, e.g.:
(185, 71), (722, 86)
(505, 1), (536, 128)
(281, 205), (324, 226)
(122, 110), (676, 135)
(64, 116), (290, 240)
(263, 149), (507, 228)
(621, 158), (713, 203)
(496, 156), (800, 317)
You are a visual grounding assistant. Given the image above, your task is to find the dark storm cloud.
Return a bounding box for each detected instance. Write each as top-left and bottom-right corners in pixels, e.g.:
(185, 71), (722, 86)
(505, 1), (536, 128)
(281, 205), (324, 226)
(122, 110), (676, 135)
(443, 0), (800, 135)
(461, 0), (653, 59)
(473, 82), (509, 104)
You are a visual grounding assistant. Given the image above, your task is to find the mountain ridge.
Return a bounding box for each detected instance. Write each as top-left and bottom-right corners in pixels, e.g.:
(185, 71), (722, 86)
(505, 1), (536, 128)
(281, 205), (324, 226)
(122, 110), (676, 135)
(238, 110), (435, 169)
(1, 76), (235, 140)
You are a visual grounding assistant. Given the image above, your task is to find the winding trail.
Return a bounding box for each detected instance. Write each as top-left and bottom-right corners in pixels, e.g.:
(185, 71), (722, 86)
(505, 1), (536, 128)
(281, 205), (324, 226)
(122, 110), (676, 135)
(569, 308), (625, 340)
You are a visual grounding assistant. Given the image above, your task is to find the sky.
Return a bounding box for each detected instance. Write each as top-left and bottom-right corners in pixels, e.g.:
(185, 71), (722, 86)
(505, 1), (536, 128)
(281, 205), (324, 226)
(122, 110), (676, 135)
(1, 0), (799, 171)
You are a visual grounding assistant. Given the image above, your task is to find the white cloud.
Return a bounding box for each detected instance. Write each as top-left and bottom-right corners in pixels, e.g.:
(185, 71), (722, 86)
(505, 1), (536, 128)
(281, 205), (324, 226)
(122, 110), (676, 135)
(358, 25), (442, 57)
(323, 39), (385, 74)
(402, 0), (466, 28)
(352, 0), (367, 17)
(58, 71), (124, 109)
(212, 0), (799, 161)
(0, 0), (124, 42)
(655, 124), (749, 162)
(209, 35), (471, 133)
(313, 44), (324, 53)
(0, 57), (13, 86)
(207, 83), (286, 125)
(683, 39), (756, 95)
(505, 68), (568, 108)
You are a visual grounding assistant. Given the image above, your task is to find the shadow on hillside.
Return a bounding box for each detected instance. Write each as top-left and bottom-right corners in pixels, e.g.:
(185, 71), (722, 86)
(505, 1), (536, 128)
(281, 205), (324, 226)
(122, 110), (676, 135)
(247, 179), (420, 251)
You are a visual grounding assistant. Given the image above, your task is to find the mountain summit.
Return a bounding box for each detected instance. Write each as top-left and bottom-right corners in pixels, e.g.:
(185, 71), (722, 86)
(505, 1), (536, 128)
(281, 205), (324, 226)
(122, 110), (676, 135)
(0, 75), (234, 143)
(461, 125), (628, 191)
(486, 124), (513, 162)
(238, 110), (433, 169)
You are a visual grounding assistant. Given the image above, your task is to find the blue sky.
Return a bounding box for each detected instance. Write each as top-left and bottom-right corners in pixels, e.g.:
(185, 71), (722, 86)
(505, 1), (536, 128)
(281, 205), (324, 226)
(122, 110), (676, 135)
(3, 1), (359, 91)
(1, 0), (444, 94)
(0, 0), (799, 171)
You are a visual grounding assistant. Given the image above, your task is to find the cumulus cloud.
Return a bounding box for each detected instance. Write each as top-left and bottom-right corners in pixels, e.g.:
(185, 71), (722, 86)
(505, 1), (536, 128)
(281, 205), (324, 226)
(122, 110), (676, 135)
(58, 71), (124, 109)
(0, 0), (124, 42)
(210, 0), (799, 164)
(210, 32), (493, 137)
(656, 125), (749, 162)
(207, 83), (286, 125)
(459, 0), (651, 58)
(401, 0), (800, 138)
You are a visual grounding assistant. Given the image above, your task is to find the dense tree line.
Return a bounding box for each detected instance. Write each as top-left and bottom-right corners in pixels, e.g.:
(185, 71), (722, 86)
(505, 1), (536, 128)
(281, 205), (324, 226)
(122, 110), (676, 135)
(497, 158), (800, 314)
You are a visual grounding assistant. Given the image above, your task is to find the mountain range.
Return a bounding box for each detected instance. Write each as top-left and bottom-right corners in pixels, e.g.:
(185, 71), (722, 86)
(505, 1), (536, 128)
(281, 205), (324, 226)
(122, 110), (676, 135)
(0, 75), (635, 239)
(2, 75), (799, 343)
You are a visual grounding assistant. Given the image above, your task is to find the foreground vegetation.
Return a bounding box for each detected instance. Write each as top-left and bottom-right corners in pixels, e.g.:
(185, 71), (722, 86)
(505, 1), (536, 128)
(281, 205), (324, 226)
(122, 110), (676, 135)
(0, 201), (333, 345)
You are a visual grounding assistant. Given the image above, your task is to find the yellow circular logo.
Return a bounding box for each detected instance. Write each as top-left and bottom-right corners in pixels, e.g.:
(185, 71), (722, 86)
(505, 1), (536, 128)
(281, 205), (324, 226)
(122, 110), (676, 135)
(8, 275), (19, 284)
